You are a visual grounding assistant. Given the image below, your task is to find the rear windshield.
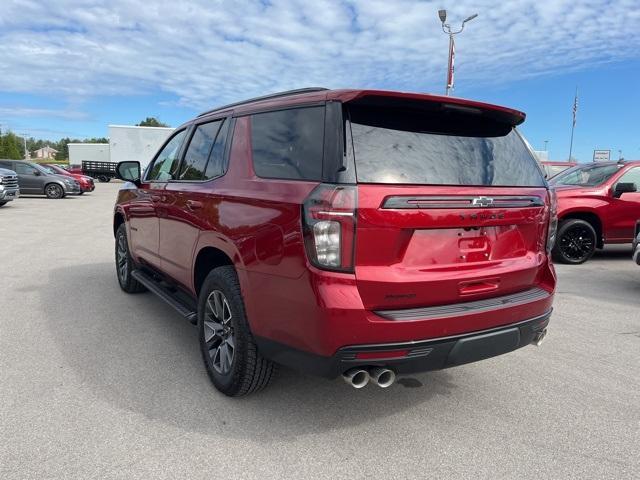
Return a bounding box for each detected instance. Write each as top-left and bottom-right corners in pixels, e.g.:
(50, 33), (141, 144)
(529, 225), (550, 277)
(550, 164), (621, 186)
(348, 105), (545, 186)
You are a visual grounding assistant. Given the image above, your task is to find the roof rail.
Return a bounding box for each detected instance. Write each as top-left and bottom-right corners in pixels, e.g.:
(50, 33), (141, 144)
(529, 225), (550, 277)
(197, 87), (329, 117)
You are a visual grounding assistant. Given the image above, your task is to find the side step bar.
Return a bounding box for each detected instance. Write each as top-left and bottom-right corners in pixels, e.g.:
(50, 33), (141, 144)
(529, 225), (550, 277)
(131, 269), (198, 324)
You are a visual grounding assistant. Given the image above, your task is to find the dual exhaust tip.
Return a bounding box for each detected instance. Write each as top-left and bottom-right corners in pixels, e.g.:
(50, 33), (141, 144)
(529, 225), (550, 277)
(342, 367), (396, 389)
(344, 328), (549, 388)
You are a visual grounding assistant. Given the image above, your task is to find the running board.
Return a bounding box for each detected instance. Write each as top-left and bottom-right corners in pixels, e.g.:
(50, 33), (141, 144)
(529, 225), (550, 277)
(131, 269), (198, 324)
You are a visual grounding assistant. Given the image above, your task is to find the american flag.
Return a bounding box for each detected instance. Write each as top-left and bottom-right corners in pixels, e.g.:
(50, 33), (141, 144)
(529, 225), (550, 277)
(572, 88), (578, 126)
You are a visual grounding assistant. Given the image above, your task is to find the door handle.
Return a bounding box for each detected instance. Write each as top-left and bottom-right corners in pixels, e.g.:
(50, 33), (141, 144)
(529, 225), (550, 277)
(186, 200), (203, 210)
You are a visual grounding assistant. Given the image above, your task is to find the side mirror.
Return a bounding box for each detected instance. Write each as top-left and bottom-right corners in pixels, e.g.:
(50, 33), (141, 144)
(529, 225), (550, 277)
(613, 182), (637, 198)
(116, 161), (141, 185)
(34, 170), (41, 176)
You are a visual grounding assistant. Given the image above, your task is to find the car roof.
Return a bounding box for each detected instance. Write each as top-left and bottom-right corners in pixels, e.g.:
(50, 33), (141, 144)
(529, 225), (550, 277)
(193, 87), (526, 127)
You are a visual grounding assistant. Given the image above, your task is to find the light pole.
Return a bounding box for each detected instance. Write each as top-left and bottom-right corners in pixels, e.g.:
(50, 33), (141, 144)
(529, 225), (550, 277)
(438, 10), (478, 96)
(18, 132), (29, 159)
(544, 140), (549, 151)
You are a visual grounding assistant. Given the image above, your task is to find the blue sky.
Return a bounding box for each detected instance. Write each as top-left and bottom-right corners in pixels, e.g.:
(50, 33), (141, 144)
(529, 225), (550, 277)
(1, 0), (639, 162)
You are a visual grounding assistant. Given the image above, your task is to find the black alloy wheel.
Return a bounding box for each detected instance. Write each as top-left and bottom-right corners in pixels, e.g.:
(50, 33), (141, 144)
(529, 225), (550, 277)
(553, 219), (597, 264)
(198, 266), (276, 396)
(115, 224), (146, 293)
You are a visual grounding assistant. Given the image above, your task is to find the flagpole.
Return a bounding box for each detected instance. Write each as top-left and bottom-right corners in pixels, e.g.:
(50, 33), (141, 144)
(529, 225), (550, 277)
(438, 10), (477, 97)
(568, 121), (575, 161)
(445, 34), (454, 95)
(568, 87), (578, 161)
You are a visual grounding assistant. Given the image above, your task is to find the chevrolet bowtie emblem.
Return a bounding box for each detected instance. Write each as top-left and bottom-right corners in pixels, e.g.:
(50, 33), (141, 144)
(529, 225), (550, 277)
(471, 197), (494, 207)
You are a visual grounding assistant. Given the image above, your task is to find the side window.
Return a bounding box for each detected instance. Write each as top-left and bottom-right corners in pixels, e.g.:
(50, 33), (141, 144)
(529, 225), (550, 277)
(14, 163), (36, 175)
(250, 106), (325, 180)
(179, 120), (222, 181)
(204, 119), (230, 179)
(615, 167), (640, 189)
(146, 130), (186, 182)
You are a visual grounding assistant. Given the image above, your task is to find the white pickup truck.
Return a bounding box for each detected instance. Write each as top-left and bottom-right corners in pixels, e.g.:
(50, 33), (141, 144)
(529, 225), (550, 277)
(0, 166), (20, 206)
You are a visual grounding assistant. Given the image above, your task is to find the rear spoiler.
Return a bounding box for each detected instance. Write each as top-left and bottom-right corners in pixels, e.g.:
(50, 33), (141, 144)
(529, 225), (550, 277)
(334, 90), (526, 127)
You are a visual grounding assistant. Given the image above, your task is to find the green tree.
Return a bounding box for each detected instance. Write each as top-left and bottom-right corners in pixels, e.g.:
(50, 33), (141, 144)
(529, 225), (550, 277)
(137, 117), (169, 127)
(0, 131), (24, 160)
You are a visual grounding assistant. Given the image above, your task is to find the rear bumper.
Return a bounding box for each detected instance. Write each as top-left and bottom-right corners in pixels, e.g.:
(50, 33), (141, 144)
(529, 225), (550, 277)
(256, 310), (551, 378)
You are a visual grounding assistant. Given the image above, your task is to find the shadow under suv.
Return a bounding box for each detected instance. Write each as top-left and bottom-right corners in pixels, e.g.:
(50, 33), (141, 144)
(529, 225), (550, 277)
(113, 88), (556, 396)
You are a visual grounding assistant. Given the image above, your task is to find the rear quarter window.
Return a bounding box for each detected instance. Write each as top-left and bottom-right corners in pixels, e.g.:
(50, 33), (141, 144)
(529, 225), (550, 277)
(250, 106), (325, 181)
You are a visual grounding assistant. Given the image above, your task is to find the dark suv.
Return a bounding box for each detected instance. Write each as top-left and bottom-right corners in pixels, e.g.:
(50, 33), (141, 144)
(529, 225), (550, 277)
(0, 160), (80, 198)
(113, 88), (556, 396)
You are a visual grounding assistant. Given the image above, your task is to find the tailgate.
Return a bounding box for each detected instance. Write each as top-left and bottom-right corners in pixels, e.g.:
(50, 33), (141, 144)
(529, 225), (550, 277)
(355, 185), (550, 310)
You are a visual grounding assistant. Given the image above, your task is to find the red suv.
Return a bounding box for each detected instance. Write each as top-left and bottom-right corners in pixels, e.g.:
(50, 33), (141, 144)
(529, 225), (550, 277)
(113, 88), (556, 396)
(550, 161), (640, 263)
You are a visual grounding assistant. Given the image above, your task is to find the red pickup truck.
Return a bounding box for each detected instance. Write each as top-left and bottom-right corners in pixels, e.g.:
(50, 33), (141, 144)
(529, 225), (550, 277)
(550, 161), (640, 263)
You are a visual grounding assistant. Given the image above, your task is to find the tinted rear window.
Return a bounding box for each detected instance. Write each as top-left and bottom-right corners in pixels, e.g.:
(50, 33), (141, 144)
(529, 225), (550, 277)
(348, 105), (545, 186)
(250, 107), (324, 181)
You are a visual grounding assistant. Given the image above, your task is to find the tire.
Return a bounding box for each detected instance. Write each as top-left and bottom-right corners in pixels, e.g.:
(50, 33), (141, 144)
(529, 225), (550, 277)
(104, 177), (111, 183)
(115, 223), (147, 293)
(198, 266), (276, 396)
(0, 201), (7, 207)
(552, 219), (597, 264)
(45, 183), (64, 199)
(78, 191), (84, 195)
(98, 176), (108, 183)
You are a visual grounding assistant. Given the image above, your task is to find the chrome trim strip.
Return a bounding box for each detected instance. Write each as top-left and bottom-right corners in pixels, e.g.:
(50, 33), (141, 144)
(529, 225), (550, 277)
(375, 287), (550, 321)
(317, 211), (354, 216)
(382, 195), (544, 209)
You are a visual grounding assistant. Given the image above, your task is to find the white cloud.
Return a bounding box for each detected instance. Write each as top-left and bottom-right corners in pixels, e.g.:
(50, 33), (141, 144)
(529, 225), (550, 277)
(0, 0), (638, 109)
(0, 106), (89, 120)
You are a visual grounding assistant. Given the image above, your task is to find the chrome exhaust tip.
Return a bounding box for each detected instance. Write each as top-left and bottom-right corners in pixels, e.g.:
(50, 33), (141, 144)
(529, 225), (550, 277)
(368, 367), (396, 388)
(342, 368), (370, 389)
(532, 328), (548, 347)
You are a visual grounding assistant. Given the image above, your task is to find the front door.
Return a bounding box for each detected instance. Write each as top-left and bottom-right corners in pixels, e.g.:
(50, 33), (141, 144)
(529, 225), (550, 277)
(12, 162), (44, 194)
(128, 129), (187, 270)
(607, 167), (640, 242)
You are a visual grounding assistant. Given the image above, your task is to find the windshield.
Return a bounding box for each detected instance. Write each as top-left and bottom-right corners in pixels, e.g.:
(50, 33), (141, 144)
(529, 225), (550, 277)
(40, 165), (57, 174)
(31, 163), (55, 174)
(348, 105), (545, 186)
(550, 164), (621, 186)
(545, 165), (572, 178)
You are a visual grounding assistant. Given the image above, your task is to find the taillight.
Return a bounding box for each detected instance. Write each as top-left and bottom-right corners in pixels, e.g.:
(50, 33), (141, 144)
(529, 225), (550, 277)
(302, 184), (357, 272)
(546, 188), (558, 254)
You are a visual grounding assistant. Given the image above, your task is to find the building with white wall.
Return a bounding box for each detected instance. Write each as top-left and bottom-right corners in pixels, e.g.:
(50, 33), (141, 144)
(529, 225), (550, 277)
(68, 125), (174, 169)
(109, 125), (174, 170)
(68, 143), (110, 166)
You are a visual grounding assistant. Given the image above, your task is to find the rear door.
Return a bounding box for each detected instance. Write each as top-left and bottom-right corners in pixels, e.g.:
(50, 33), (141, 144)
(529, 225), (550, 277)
(346, 101), (549, 311)
(159, 117), (231, 288)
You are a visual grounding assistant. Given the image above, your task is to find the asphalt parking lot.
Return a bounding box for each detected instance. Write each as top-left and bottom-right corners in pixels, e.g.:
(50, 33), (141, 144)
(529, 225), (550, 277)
(1, 183), (639, 480)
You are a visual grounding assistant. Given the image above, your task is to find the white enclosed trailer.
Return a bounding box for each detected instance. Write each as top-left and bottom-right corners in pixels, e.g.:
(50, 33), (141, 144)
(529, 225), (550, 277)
(68, 143), (110, 167)
(108, 125), (174, 170)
